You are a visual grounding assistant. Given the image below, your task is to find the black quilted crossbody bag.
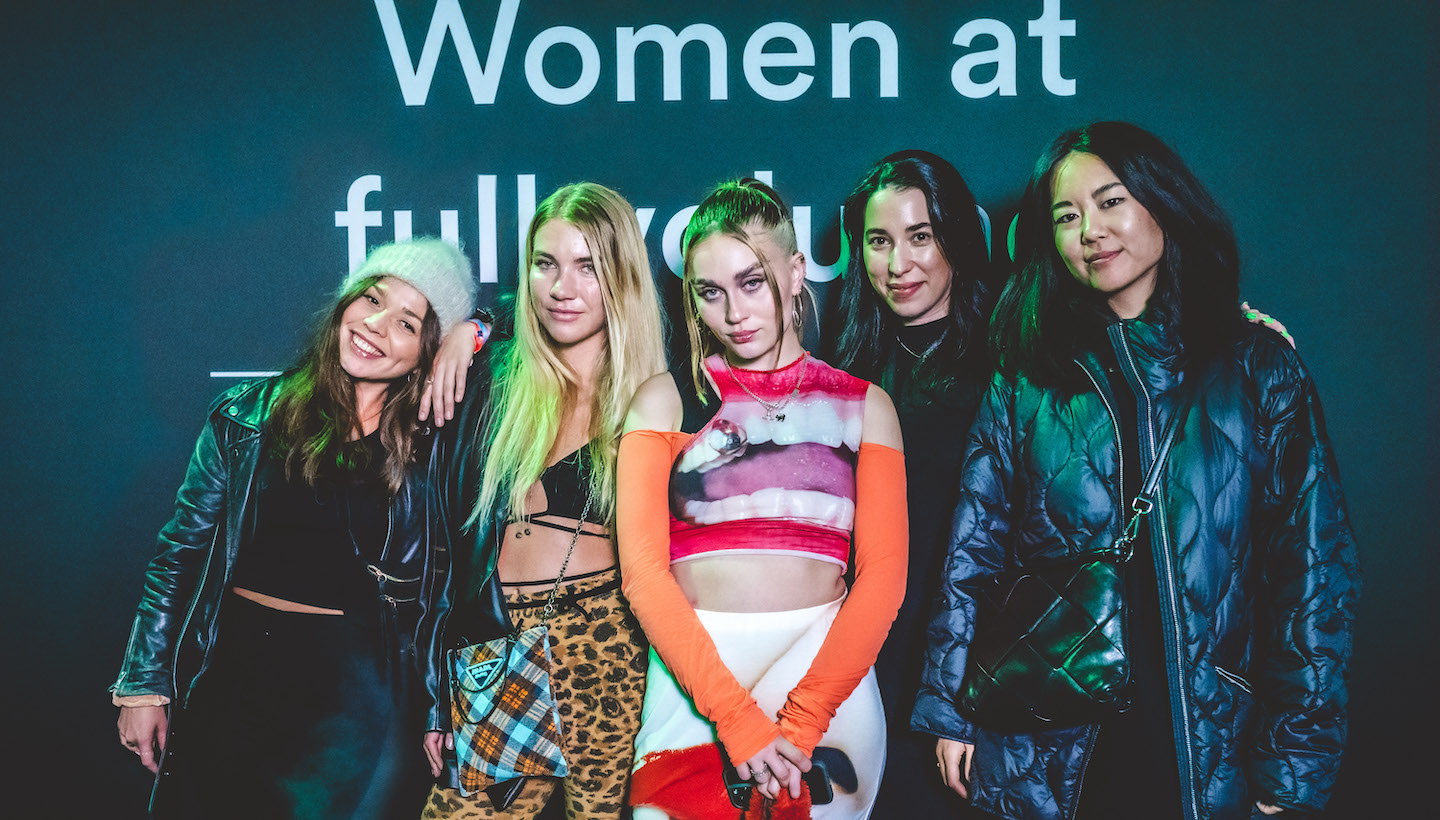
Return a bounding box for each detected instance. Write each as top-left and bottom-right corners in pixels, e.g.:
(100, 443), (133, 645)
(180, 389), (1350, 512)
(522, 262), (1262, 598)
(956, 384), (1197, 733)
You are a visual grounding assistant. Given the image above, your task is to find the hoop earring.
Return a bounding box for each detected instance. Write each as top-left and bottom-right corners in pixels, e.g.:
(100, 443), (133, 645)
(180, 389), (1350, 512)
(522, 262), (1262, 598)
(791, 296), (803, 333)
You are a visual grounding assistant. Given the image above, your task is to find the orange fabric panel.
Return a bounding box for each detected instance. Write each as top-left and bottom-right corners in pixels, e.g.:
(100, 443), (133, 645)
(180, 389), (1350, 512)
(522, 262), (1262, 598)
(776, 442), (907, 754)
(618, 429), (780, 764)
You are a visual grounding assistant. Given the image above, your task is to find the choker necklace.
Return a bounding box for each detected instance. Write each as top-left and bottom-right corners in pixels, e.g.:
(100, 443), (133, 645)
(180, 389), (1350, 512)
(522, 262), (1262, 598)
(724, 353), (809, 422)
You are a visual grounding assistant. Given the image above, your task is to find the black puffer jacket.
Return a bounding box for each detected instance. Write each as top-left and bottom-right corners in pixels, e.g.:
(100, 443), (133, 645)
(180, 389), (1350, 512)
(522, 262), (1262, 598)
(911, 314), (1359, 820)
(112, 378), (451, 720)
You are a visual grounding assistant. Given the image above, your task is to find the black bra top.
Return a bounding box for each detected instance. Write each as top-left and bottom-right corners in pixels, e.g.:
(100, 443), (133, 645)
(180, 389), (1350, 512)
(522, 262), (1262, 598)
(514, 446), (607, 534)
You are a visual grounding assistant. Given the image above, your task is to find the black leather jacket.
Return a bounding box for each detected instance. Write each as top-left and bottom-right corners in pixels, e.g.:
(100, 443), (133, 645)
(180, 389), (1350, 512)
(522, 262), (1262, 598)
(912, 315), (1359, 820)
(111, 378), (451, 721)
(418, 350), (512, 741)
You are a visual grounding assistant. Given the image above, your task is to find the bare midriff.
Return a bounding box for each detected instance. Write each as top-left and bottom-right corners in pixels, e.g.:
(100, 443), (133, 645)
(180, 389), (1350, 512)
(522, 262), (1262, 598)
(231, 586), (344, 615)
(673, 553), (847, 613)
(494, 473), (619, 593)
(497, 519), (617, 595)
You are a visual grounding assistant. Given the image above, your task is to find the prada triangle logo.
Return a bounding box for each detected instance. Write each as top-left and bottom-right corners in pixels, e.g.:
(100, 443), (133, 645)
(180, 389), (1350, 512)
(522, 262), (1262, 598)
(466, 656), (505, 690)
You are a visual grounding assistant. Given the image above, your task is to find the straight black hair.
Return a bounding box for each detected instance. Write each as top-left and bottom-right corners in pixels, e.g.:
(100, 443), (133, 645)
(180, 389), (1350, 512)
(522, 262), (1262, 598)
(831, 150), (997, 390)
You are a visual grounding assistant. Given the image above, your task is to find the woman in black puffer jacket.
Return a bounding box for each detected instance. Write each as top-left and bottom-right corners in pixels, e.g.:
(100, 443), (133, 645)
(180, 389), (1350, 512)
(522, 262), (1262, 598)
(911, 121), (1359, 820)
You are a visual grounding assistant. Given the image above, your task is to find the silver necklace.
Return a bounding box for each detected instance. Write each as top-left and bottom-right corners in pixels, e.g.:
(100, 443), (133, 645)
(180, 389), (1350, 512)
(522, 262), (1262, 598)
(723, 353), (809, 422)
(897, 338), (929, 360)
(897, 328), (947, 362)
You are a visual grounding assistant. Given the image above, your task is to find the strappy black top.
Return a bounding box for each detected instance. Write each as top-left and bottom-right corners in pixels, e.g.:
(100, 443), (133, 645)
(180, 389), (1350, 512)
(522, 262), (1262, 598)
(510, 446), (607, 532)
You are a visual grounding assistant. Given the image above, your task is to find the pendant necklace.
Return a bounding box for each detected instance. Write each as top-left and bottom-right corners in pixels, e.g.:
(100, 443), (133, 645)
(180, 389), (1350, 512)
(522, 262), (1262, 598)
(724, 353), (809, 422)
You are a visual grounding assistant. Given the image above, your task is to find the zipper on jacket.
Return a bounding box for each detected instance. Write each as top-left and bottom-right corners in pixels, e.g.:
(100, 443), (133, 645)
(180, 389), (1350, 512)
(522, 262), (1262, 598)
(1075, 361), (1126, 528)
(1072, 360), (1124, 819)
(1067, 723), (1102, 820)
(1111, 323), (1200, 820)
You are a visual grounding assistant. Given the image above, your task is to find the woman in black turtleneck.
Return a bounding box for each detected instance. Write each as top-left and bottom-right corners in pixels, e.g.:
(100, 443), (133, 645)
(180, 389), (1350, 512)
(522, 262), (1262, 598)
(829, 150), (1002, 817)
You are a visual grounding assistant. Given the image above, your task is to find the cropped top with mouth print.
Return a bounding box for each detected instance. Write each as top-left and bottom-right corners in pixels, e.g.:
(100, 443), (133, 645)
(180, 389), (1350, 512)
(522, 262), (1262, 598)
(668, 353), (868, 569)
(617, 350), (909, 764)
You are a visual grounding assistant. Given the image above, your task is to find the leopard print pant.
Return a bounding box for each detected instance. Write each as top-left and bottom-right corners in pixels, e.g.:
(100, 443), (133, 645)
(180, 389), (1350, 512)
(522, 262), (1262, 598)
(423, 568), (647, 820)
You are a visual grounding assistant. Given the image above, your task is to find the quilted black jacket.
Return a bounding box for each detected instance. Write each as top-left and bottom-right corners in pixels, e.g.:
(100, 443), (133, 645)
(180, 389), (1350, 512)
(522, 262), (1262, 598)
(112, 378), (451, 729)
(911, 313), (1359, 820)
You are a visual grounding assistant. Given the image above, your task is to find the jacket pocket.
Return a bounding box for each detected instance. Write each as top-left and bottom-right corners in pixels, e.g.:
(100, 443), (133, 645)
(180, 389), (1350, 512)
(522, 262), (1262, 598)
(1215, 665), (1254, 696)
(1204, 665), (1259, 817)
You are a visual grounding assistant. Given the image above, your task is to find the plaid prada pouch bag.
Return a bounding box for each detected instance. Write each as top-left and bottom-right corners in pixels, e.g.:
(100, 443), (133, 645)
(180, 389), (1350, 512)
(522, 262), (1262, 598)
(448, 491), (593, 796)
(449, 624), (568, 795)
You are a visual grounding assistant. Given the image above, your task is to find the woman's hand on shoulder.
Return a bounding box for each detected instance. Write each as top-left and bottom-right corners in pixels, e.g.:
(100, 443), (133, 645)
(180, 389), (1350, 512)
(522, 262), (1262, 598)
(935, 737), (974, 798)
(623, 371), (684, 435)
(860, 384), (903, 451)
(117, 705), (168, 774)
(736, 735), (811, 801)
(420, 320), (484, 426)
(1241, 301), (1295, 349)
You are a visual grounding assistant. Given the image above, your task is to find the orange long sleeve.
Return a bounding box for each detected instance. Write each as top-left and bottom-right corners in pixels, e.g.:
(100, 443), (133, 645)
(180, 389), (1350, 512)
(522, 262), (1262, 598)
(775, 441), (907, 754)
(617, 429), (781, 764)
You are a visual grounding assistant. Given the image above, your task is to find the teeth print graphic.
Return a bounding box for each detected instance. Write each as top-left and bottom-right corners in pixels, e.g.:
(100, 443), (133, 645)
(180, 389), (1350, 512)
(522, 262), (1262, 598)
(682, 488), (856, 530)
(678, 419), (749, 474)
(686, 400), (862, 454)
(669, 353), (871, 539)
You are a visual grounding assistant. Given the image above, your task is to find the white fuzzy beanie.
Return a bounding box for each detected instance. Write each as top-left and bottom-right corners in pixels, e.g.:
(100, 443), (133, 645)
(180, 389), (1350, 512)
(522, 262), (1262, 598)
(345, 238), (477, 330)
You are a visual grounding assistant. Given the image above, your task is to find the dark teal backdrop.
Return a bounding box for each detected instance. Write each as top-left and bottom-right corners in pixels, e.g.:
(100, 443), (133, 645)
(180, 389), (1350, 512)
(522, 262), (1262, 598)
(4, 1), (1431, 816)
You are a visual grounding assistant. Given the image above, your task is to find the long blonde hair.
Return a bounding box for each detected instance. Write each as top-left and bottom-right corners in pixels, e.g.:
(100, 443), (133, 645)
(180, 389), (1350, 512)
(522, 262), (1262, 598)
(680, 178), (810, 398)
(475, 183), (666, 525)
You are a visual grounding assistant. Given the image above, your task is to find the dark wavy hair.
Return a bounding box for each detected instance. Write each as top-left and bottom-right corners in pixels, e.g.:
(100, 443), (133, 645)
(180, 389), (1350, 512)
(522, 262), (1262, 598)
(831, 150), (997, 388)
(266, 274), (443, 493)
(992, 121), (1244, 381)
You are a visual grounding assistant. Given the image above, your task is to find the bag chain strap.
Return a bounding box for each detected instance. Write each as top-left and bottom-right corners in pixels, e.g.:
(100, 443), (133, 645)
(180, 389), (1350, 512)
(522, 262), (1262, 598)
(1111, 379), (1200, 561)
(537, 490), (596, 628)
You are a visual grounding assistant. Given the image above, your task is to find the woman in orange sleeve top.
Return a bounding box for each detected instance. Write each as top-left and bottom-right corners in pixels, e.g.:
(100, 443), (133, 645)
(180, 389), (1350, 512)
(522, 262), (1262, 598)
(618, 179), (908, 819)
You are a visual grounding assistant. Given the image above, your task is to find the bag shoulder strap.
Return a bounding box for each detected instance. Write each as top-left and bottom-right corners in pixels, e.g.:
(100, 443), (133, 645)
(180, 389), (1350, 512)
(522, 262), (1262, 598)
(1114, 375), (1201, 557)
(1136, 378), (1198, 503)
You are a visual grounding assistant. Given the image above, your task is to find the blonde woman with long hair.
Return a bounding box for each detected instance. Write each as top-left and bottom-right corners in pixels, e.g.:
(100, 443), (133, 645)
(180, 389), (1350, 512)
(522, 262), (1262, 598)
(418, 182), (666, 819)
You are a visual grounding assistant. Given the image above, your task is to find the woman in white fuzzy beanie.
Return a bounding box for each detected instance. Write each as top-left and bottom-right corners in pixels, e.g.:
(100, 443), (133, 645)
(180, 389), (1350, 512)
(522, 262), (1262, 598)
(112, 237), (476, 819)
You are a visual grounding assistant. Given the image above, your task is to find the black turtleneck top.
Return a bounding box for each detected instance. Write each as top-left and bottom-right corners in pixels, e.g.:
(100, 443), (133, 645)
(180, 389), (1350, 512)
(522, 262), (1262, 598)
(874, 317), (989, 723)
